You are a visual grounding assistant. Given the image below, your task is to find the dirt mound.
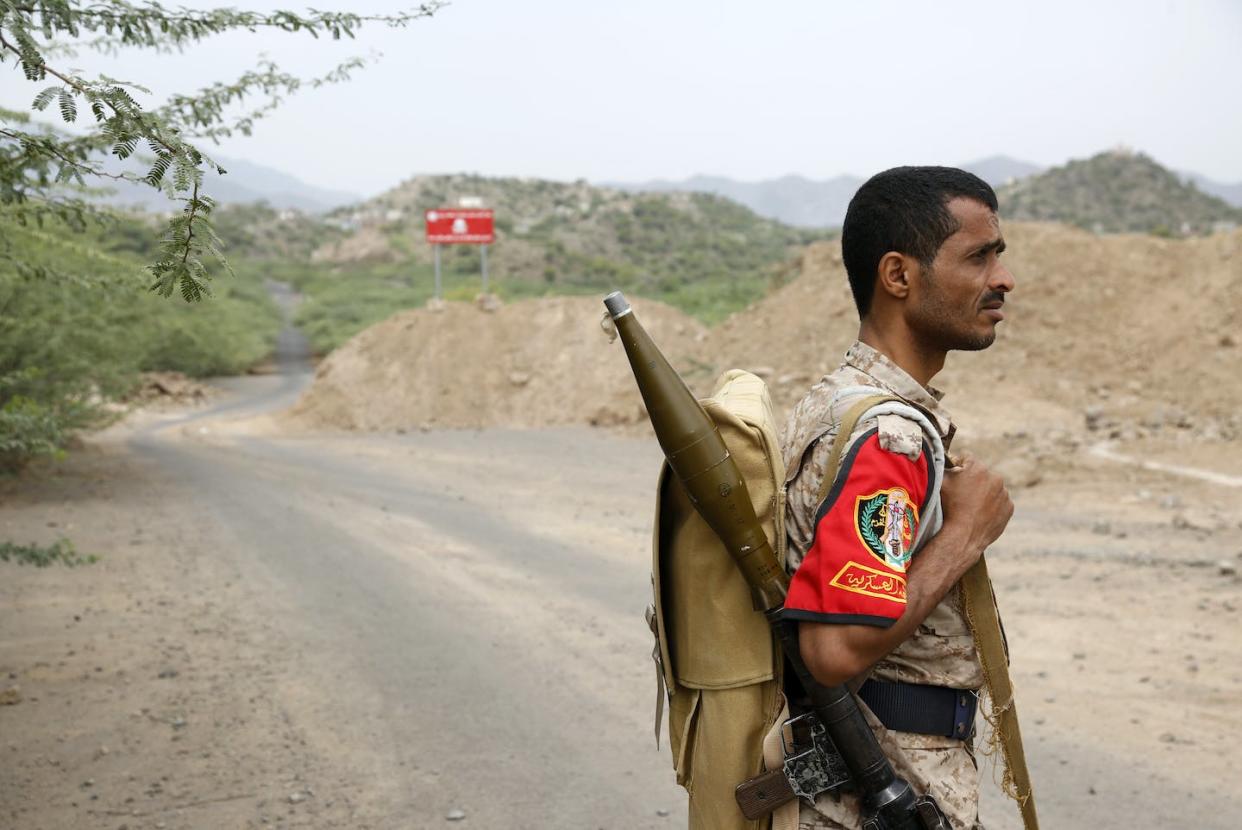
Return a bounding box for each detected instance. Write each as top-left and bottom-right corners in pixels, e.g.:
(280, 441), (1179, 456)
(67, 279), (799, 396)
(289, 223), (1241, 449)
(286, 295), (707, 430)
(703, 223), (1242, 448)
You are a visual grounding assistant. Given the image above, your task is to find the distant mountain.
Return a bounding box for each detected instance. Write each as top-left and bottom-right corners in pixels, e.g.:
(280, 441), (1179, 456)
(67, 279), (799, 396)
(960, 155), (1045, 187)
(611, 173), (862, 229)
(1179, 171), (1242, 209)
(999, 149), (1242, 234)
(611, 155), (1042, 227)
(96, 154), (360, 214)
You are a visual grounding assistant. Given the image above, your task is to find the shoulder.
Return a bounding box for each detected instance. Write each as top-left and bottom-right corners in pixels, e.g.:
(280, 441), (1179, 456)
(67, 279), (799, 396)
(780, 364), (878, 463)
(874, 412), (927, 463)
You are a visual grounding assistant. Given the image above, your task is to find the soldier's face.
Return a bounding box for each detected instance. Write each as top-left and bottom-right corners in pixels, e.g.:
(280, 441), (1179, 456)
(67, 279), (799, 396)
(907, 198), (1015, 352)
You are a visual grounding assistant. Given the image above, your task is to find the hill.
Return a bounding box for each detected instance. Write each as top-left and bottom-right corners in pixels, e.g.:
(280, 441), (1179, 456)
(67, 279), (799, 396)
(998, 149), (1242, 235)
(308, 174), (824, 325)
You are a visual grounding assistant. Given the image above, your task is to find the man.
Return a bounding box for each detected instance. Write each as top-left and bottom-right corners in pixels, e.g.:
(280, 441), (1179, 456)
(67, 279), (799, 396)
(780, 166), (1016, 829)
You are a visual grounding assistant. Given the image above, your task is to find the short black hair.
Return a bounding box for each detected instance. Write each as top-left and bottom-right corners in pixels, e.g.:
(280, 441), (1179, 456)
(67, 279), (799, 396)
(841, 166), (998, 317)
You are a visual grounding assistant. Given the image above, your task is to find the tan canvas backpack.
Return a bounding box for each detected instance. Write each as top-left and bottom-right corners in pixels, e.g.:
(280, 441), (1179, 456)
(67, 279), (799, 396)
(647, 369), (787, 830)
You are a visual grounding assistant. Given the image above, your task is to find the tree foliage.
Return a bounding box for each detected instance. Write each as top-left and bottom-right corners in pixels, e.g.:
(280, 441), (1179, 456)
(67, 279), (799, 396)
(0, 0), (442, 298)
(0, 207), (284, 471)
(1, 2), (441, 471)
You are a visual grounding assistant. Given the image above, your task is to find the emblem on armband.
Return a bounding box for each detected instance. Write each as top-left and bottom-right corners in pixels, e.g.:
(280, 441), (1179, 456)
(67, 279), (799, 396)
(854, 487), (919, 572)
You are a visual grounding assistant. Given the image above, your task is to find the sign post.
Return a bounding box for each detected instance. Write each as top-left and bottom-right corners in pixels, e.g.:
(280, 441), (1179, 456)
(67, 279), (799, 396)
(424, 208), (496, 299)
(433, 243), (442, 299)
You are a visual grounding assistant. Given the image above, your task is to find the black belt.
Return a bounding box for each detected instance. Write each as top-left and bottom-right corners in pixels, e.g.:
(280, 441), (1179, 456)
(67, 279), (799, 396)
(857, 679), (977, 739)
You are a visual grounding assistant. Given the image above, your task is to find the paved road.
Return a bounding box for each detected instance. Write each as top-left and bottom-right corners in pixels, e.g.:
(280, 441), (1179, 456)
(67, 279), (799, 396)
(126, 289), (686, 828)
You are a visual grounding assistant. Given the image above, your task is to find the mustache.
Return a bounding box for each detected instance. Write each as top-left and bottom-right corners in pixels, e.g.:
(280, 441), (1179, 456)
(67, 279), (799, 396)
(980, 292), (1006, 308)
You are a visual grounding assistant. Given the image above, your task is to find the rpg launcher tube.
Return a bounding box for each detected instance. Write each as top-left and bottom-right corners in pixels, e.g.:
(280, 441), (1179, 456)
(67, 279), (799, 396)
(603, 291), (787, 612)
(604, 291), (937, 830)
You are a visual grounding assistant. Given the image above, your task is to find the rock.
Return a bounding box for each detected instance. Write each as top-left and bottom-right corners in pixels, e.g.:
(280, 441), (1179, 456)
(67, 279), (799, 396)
(1219, 333), (1236, 348)
(507, 371), (531, 387)
(1083, 406), (1105, 430)
(1219, 560), (1238, 577)
(288, 792), (306, 804)
(994, 456), (1042, 489)
(426, 298), (446, 313)
(657, 808), (671, 817)
(475, 293), (502, 313)
(446, 808), (466, 821)
(1159, 494), (1182, 510)
(1173, 510), (1223, 532)
(170, 716), (186, 730)
(0, 685), (21, 705)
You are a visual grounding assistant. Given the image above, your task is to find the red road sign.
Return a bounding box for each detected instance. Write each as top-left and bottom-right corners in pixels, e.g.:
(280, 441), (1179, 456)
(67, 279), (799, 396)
(425, 208), (495, 244)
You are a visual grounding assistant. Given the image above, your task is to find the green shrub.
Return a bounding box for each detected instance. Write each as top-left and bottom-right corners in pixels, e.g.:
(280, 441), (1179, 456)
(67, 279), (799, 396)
(0, 209), (282, 471)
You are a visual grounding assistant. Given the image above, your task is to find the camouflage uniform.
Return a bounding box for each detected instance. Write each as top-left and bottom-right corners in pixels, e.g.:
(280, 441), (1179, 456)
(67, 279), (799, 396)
(782, 341), (984, 830)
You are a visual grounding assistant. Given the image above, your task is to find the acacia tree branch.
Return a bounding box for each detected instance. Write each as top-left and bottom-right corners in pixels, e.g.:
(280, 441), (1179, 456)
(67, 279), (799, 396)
(0, 126), (134, 181)
(179, 180), (197, 267)
(0, 29), (183, 158)
(0, 29), (87, 92)
(4, 3), (446, 43)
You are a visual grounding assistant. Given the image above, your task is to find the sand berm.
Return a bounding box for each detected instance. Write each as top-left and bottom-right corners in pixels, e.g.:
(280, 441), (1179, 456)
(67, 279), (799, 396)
(288, 223), (1242, 459)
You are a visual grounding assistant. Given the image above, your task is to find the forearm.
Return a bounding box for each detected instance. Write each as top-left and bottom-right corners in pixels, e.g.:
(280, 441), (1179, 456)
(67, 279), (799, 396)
(799, 522), (981, 687)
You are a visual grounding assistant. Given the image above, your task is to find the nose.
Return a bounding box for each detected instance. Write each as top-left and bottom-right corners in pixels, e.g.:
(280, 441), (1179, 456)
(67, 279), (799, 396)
(990, 261), (1015, 294)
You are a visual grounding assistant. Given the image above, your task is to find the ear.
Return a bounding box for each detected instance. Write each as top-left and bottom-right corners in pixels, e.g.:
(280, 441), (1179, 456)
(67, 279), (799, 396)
(875, 251), (913, 302)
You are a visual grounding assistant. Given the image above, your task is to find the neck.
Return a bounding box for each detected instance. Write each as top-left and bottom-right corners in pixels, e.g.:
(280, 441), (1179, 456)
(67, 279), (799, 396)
(857, 320), (946, 388)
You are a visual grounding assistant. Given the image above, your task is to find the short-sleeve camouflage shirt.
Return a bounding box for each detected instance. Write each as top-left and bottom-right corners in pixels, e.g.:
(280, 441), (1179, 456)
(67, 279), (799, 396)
(782, 341), (984, 830)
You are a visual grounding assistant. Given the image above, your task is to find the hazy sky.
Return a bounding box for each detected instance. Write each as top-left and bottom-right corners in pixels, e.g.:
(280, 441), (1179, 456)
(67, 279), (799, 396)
(8, 0), (1241, 197)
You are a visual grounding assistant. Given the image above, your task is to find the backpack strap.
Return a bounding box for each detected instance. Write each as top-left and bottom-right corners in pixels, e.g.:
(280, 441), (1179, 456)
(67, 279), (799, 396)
(961, 555), (1040, 827)
(814, 394), (902, 507)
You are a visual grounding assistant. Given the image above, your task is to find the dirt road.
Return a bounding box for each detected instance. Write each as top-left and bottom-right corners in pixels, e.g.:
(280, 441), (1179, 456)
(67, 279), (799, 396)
(4, 313), (1241, 828)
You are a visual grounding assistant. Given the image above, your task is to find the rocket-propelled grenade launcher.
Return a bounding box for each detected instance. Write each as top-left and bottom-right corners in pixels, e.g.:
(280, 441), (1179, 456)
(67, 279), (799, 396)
(603, 291), (947, 830)
(601, 290), (787, 611)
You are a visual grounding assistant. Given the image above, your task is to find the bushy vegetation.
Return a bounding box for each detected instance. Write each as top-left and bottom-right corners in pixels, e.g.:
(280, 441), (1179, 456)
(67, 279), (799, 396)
(0, 208), (281, 472)
(291, 176), (830, 351)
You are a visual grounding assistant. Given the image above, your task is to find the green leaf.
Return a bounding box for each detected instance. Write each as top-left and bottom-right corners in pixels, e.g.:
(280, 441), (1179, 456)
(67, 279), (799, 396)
(57, 88), (78, 122)
(31, 85), (59, 111)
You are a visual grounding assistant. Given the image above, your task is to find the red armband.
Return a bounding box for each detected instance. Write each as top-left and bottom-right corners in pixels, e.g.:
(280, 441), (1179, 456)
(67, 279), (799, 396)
(785, 430), (932, 628)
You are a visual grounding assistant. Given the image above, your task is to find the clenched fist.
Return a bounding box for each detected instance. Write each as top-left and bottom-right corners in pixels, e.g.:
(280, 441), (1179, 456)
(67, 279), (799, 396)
(940, 453), (1013, 562)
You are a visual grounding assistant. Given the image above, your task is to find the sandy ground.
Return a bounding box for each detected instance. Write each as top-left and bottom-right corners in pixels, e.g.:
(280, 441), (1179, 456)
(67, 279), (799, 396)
(3, 288), (1242, 830)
